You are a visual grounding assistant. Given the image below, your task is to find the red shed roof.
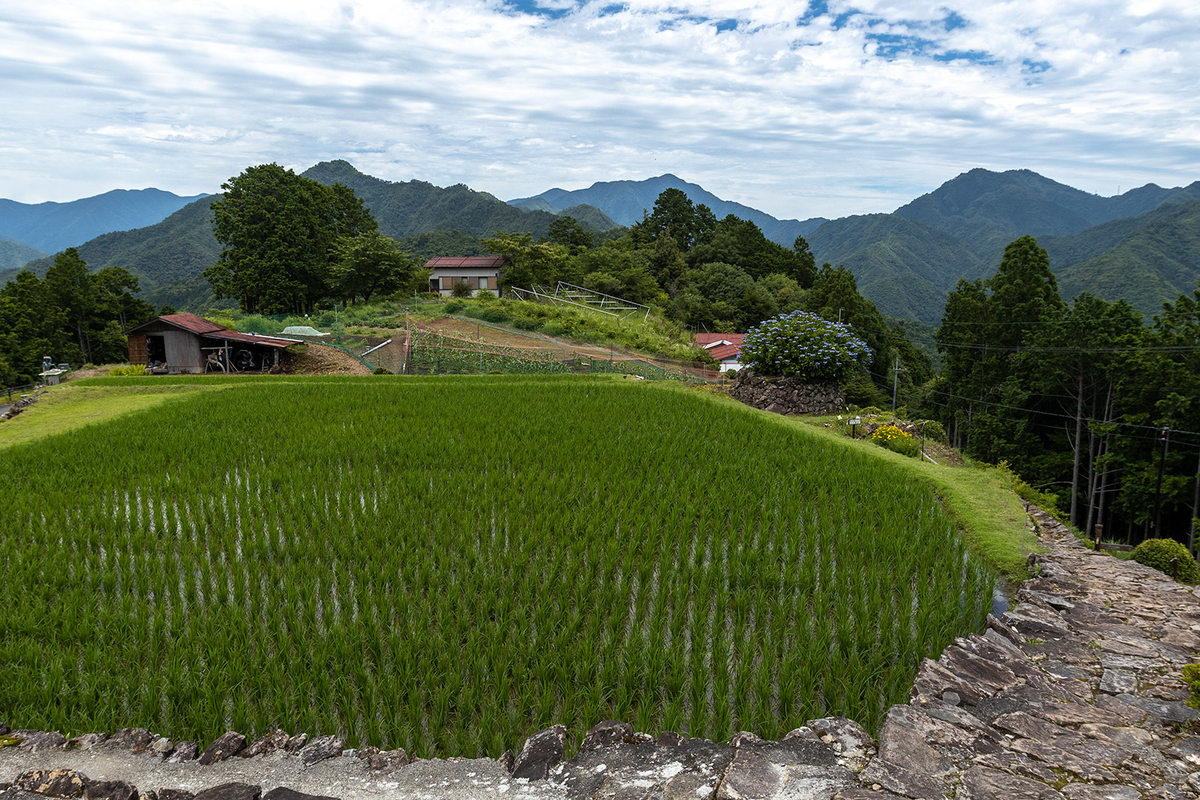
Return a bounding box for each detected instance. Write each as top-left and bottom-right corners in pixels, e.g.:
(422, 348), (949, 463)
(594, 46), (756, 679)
(707, 344), (743, 362)
(423, 256), (506, 270)
(695, 333), (744, 347)
(125, 314), (299, 349)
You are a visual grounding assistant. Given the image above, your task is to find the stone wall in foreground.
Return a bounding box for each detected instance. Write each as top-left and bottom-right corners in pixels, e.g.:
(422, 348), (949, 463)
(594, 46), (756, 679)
(728, 370), (846, 416)
(2, 509), (1199, 800)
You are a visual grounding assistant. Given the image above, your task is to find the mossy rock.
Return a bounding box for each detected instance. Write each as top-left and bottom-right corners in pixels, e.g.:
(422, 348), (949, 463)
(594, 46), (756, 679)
(1131, 538), (1200, 584)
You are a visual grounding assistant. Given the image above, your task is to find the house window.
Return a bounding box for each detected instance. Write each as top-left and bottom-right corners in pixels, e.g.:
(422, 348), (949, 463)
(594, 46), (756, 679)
(478, 276), (489, 290)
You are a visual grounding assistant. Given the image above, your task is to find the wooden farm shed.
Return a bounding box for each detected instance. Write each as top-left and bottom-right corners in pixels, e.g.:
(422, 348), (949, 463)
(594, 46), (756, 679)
(125, 313), (299, 375)
(424, 256), (505, 297)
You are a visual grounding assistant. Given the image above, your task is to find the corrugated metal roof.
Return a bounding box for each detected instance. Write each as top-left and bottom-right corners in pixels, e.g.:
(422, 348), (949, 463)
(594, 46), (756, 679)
(707, 344), (742, 362)
(161, 313), (227, 334)
(125, 314), (298, 349)
(695, 332), (744, 347)
(201, 330), (298, 349)
(423, 256), (506, 270)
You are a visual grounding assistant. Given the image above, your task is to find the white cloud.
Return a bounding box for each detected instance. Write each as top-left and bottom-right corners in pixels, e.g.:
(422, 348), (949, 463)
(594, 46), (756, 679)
(0, 0), (1196, 219)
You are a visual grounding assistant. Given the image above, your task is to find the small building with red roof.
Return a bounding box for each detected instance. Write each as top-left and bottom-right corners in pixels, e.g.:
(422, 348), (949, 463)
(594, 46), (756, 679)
(124, 313), (300, 375)
(423, 256), (505, 297)
(695, 332), (745, 373)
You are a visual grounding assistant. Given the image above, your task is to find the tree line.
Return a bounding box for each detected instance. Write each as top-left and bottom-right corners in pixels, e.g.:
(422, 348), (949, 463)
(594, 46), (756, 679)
(483, 188), (932, 407)
(0, 249), (157, 385)
(929, 235), (1200, 549)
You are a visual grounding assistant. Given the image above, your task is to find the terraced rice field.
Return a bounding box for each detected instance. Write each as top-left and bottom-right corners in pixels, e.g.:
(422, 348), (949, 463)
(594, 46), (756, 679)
(0, 375), (993, 756)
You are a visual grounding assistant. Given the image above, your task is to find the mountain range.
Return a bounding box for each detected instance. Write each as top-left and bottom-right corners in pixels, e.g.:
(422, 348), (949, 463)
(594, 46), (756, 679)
(0, 188), (207, 266)
(2, 163), (1197, 325)
(509, 174), (827, 246)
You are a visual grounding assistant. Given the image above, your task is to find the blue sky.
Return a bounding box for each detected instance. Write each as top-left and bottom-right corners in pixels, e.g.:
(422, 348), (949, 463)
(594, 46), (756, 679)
(1, 1), (1197, 220)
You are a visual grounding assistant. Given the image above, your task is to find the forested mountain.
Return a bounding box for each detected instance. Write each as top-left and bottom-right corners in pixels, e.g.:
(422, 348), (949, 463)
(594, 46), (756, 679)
(509, 174), (827, 248)
(893, 169), (1197, 258)
(13, 197), (223, 310)
(2, 162), (622, 310)
(0, 238), (45, 271)
(1053, 199), (1200, 316)
(3, 164), (1198, 325)
(804, 170), (1200, 321)
(302, 160), (618, 239)
(806, 214), (984, 323)
(0, 188), (207, 255)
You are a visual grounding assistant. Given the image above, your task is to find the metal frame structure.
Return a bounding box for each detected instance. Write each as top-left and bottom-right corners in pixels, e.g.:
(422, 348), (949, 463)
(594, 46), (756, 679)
(510, 281), (651, 323)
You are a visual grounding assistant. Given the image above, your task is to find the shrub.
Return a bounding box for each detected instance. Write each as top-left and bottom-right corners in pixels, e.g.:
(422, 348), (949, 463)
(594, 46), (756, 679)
(870, 424), (919, 457)
(740, 311), (871, 381)
(511, 317), (542, 332)
(109, 364), (148, 377)
(373, 367), (392, 375)
(451, 281), (473, 298)
(917, 420), (947, 444)
(445, 300), (465, 314)
(1131, 538), (1200, 584)
(1183, 663), (1200, 710)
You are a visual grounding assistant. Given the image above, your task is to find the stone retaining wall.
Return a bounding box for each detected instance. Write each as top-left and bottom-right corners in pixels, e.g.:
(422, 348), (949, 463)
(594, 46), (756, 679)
(3, 508), (1198, 800)
(728, 370), (846, 416)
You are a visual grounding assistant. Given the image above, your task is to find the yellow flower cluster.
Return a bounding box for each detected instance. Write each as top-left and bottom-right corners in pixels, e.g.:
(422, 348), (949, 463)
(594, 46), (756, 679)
(870, 424), (912, 443)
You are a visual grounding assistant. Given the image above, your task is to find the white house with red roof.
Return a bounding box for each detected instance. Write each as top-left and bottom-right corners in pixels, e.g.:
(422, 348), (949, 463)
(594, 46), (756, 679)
(695, 332), (745, 373)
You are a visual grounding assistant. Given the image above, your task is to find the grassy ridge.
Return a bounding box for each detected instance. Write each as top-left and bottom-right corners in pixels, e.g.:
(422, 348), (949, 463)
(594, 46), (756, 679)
(0, 376), (995, 755)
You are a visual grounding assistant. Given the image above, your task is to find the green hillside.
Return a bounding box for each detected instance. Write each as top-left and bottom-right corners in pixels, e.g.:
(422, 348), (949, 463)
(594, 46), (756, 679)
(0, 238), (45, 272)
(509, 173), (827, 247)
(302, 160), (616, 239)
(20, 197), (221, 295)
(1056, 199), (1200, 318)
(807, 214), (982, 323)
(0, 188), (209, 255)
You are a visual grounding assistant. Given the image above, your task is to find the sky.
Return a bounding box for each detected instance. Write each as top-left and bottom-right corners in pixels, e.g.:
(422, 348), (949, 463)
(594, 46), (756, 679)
(2, 0), (1198, 221)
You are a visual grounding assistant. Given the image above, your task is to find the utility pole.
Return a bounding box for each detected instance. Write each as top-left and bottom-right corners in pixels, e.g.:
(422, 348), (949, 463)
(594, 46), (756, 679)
(1190, 449), (1199, 556)
(1152, 426), (1170, 539)
(892, 356), (900, 412)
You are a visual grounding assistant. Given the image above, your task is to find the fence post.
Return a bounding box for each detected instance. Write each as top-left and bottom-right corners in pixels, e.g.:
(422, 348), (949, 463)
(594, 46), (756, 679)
(1093, 523), (1103, 552)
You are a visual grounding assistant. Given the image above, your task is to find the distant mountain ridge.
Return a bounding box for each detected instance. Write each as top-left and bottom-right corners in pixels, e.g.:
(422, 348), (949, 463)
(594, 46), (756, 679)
(893, 168), (1200, 260)
(509, 174), (827, 248)
(302, 160), (618, 239)
(0, 188), (208, 255)
(3, 163), (1197, 325)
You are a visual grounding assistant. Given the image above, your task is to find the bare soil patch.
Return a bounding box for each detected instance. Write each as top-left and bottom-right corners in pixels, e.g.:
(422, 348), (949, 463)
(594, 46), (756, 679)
(283, 344), (372, 376)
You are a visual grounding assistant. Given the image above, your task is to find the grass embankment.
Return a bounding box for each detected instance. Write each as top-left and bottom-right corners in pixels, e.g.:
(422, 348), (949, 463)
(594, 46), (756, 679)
(682, 392), (1033, 584)
(0, 383), (227, 451)
(0, 374), (993, 755)
(208, 296), (709, 364)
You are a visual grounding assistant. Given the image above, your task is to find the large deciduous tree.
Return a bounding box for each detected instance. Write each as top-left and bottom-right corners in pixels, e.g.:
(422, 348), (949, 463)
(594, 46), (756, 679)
(205, 164), (377, 314)
(331, 232), (418, 305)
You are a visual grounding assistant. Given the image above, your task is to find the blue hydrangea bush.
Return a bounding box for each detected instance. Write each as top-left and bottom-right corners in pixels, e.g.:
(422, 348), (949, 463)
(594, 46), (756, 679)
(740, 311), (871, 381)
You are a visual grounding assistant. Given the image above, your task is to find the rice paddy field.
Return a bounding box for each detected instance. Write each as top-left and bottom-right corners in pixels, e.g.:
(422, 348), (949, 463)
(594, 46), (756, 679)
(0, 375), (994, 756)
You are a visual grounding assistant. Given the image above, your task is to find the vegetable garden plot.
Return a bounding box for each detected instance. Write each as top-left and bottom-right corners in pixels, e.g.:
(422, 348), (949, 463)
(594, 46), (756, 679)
(0, 376), (993, 757)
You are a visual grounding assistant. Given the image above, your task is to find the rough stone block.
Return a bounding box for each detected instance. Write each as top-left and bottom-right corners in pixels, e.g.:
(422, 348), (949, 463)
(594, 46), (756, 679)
(580, 720), (633, 751)
(12, 770), (89, 798)
(511, 725), (566, 780)
(199, 732), (246, 765)
(193, 785), (260, 800)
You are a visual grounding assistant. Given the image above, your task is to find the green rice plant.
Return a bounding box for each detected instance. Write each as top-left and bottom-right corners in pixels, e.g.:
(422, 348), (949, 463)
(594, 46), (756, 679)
(0, 376), (993, 754)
